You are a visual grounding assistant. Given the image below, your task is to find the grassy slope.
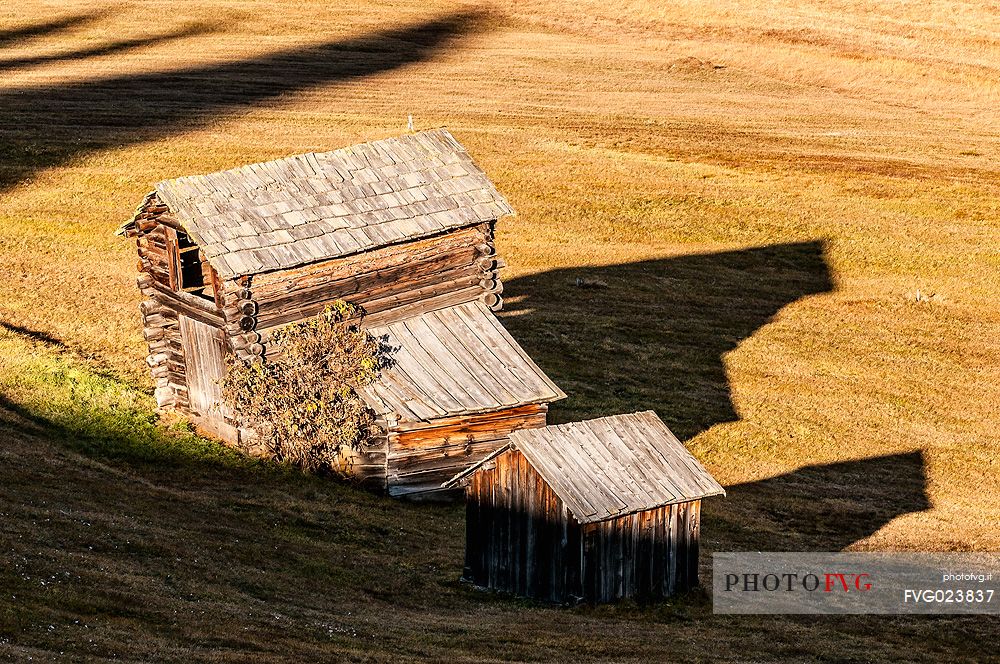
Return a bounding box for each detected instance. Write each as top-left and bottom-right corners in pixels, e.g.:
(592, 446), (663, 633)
(0, 0), (998, 661)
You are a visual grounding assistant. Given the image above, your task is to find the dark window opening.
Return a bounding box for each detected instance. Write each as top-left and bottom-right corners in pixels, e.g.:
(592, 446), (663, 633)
(169, 229), (216, 302)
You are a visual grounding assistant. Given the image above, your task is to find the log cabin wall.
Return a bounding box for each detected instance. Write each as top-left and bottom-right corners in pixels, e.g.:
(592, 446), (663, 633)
(219, 277), (261, 365)
(250, 222), (503, 359)
(131, 195), (238, 428)
(463, 449), (703, 604)
(388, 404), (547, 497)
(132, 197), (191, 411)
(137, 273), (188, 411)
(133, 206), (173, 289)
(338, 431), (390, 488)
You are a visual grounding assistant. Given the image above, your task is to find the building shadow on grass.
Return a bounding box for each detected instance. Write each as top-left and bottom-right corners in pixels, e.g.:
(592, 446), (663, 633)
(0, 9), (484, 192)
(501, 240), (834, 439)
(501, 241), (933, 550)
(719, 451), (930, 551)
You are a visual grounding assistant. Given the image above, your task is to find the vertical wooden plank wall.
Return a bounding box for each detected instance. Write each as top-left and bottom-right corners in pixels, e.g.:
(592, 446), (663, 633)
(464, 453), (704, 603)
(579, 501), (701, 603)
(463, 450), (584, 603)
(177, 315), (237, 441)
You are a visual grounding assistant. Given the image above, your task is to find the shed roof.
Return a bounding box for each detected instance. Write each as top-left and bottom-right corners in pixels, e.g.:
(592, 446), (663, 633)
(358, 300), (565, 425)
(445, 411), (725, 523)
(126, 129), (514, 279)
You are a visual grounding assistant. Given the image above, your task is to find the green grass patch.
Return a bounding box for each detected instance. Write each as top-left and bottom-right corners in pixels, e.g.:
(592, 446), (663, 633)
(0, 328), (258, 471)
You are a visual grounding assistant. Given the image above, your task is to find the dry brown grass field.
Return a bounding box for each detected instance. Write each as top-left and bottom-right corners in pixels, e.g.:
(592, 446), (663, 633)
(1, 1), (998, 661)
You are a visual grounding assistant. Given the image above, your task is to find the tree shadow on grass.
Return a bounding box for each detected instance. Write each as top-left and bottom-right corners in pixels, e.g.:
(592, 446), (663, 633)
(0, 11), (107, 49)
(0, 22), (217, 74)
(0, 9), (485, 192)
(501, 240), (834, 439)
(0, 320), (69, 348)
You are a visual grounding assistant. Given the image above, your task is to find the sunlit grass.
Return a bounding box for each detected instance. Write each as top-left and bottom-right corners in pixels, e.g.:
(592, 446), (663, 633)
(0, 329), (255, 469)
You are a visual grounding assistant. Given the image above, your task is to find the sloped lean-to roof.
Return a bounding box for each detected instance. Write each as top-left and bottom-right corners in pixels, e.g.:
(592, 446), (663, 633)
(445, 411), (725, 523)
(124, 128), (515, 279)
(357, 300), (565, 425)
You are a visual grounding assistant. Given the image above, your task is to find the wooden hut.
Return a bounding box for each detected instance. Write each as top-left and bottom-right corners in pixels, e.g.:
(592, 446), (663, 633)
(444, 411), (725, 603)
(117, 129), (565, 497)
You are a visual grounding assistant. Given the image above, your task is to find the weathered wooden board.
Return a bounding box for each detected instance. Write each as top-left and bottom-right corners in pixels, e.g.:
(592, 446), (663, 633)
(179, 315), (233, 440)
(388, 404), (546, 497)
(360, 301), (565, 424)
(252, 223), (491, 323)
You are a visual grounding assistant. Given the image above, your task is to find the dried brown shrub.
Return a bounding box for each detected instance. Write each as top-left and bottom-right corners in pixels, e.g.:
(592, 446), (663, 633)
(222, 301), (388, 473)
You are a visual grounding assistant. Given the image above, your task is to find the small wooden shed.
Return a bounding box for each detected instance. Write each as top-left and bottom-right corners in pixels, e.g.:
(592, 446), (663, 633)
(118, 129), (565, 497)
(444, 411), (725, 604)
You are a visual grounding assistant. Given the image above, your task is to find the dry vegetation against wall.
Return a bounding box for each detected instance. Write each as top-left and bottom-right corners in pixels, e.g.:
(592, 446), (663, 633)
(223, 302), (387, 472)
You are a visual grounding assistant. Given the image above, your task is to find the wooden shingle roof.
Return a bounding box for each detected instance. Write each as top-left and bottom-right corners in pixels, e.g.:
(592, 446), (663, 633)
(140, 129), (514, 278)
(445, 411), (725, 523)
(357, 301), (565, 425)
